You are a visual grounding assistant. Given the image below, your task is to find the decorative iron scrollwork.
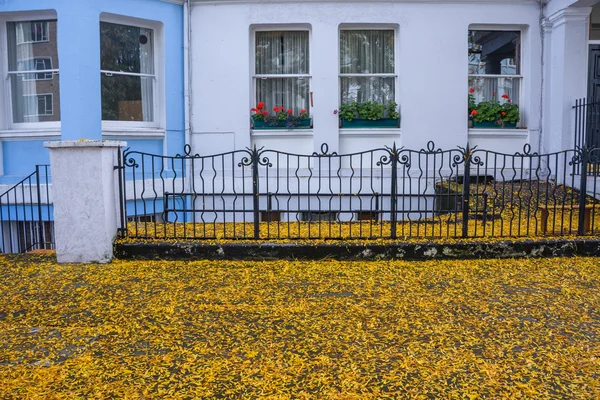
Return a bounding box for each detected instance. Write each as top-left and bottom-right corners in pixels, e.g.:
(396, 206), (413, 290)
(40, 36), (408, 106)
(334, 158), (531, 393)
(312, 143), (338, 157)
(515, 144), (539, 157)
(420, 141), (442, 154)
(176, 144), (200, 158)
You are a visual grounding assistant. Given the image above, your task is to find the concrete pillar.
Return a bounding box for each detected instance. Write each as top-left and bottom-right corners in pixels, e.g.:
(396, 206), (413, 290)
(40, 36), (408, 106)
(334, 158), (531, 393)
(44, 141), (126, 263)
(543, 7), (591, 154)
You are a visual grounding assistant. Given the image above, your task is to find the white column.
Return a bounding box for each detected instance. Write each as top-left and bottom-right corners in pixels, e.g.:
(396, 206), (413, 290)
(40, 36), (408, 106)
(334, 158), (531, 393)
(44, 141), (126, 263)
(543, 7), (591, 154)
(311, 22), (340, 155)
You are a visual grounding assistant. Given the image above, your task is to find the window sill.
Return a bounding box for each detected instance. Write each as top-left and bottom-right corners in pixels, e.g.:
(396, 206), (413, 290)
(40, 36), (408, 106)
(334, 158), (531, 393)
(0, 128), (61, 140)
(102, 127), (166, 138)
(251, 129), (313, 138)
(468, 128), (529, 138)
(340, 128), (401, 137)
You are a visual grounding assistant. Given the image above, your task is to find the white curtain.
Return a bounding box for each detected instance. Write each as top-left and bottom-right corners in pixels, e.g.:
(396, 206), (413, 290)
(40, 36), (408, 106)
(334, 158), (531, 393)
(255, 31), (309, 112)
(340, 30), (395, 104)
(139, 28), (154, 122)
(469, 77), (520, 105)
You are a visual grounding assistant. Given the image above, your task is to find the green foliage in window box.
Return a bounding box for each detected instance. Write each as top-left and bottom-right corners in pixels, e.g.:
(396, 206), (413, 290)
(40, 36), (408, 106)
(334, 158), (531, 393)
(469, 92), (519, 129)
(251, 103), (311, 129)
(336, 101), (400, 123)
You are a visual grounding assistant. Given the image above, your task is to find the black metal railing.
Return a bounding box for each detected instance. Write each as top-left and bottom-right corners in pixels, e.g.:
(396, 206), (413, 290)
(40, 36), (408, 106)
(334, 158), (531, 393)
(117, 143), (600, 241)
(574, 98), (600, 151)
(0, 165), (54, 253)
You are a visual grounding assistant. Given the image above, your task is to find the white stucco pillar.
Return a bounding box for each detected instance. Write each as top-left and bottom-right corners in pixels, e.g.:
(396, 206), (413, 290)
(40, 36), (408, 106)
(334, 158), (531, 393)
(543, 7), (591, 154)
(44, 141), (126, 264)
(311, 22), (340, 155)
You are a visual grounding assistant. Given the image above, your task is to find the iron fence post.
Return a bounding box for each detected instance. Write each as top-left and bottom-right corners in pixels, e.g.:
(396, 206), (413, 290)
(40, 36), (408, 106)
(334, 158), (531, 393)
(390, 143), (398, 239)
(578, 147), (589, 235)
(116, 149), (127, 237)
(35, 165), (44, 249)
(252, 146), (260, 239)
(462, 145), (471, 238)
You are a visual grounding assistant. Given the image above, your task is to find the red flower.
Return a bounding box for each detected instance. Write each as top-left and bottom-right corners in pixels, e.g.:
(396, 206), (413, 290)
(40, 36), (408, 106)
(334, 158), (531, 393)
(273, 107), (279, 112)
(257, 102), (265, 109)
(501, 112), (506, 116)
(262, 110), (268, 116)
(251, 108), (258, 112)
(507, 99), (512, 103)
(471, 110), (478, 116)
(333, 110), (339, 115)
(469, 88), (475, 93)
(287, 109), (293, 114)
(502, 94), (509, 99)
(301, 109), (307, 113)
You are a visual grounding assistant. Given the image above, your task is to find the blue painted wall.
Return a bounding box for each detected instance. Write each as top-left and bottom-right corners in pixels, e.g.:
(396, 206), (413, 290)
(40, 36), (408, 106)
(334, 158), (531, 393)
(0, 0), (184, 182)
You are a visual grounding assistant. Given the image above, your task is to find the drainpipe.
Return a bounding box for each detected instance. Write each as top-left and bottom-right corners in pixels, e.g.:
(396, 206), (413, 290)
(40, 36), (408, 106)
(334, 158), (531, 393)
(183, 0), (193, 200)
(184, 0), (192, 151)
(538, 0), (547, 154)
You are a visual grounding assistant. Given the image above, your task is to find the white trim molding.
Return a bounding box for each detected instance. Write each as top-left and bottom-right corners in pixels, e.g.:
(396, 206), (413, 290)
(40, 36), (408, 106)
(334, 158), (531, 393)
(251, 129), (313, 138)
(547, 7), (592, 29)
(468, 128), (529, 138)
(0, 128), (61, 140)
(339, 128), (401, 137)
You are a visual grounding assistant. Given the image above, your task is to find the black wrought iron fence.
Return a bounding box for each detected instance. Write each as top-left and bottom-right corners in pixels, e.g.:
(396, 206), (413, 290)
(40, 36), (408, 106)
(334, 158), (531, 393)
(0, 165), (54, 253)
(574, 98), (600, 151)
(117, 143), (600, 241)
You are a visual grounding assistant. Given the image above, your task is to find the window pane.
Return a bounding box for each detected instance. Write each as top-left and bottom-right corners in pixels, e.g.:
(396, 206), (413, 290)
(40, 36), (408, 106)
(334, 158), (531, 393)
(255, 31), (309, 75)
(9, 75), (60, 123)
(7, 21), (58, 71)
(469, 76), (520, 105)
(340, 30), (394, 74)
(7, 20), (60, 124)
(256, 77), (309, 113)
(100, 22), (154, 75)
(101, 74), (154, 122)
(469, 31), (520, 75)
(341, 76), (395, 104)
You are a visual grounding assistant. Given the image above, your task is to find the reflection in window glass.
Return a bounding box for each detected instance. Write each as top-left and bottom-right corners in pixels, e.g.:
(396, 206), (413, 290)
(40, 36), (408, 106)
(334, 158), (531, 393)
(6, 20), (60, 123)
(468, 30), (521, 104)
(100, 22), (155, 122)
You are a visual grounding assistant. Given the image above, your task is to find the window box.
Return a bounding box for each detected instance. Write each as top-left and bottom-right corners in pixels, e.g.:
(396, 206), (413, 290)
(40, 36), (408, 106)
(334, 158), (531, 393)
(253, 118), (312, 130)
(473, 121), (517, 129)
(341, 118), (399, 129)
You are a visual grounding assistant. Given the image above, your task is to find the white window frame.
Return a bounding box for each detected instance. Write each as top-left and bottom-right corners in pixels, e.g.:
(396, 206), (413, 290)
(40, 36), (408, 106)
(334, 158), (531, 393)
(16, 21), (49, 44)
(100, 13), (164, 131)
(468, 25), (525, 128)
(338, 25), (399, 109)
(23, 93), (53, 118)
(19, 57), (53, 81)
(250, 25), (312, 129)
(0, 11), (60, 132)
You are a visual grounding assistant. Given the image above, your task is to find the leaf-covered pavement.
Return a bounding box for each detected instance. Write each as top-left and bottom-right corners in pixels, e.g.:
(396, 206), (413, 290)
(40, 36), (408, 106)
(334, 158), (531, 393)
(0, 254), (599, 398)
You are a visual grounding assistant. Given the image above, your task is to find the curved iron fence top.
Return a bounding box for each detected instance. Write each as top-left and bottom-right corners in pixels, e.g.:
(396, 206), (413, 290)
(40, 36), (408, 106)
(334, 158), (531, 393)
(121, 142), (600, 167)
(123, 144), (253, 163)
(256, 142), (393, 159)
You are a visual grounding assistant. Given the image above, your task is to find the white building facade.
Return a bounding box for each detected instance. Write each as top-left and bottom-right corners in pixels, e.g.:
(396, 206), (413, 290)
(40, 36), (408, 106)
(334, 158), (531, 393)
(188, 0), (598, 158)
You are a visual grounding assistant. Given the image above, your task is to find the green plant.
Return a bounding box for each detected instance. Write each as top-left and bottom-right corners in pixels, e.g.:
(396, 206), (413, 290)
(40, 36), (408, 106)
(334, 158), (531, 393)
(471, 94), (519, 127)
(251, 104), (310, 128)
(336, 101), (399, 122)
